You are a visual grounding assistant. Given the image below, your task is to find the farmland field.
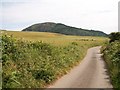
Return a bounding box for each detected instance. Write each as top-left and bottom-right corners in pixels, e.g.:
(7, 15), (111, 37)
(1, 31), (108, 88)
(2, 31), (108, 46)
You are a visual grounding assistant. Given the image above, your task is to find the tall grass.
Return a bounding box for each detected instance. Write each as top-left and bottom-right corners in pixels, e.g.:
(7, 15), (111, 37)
(2, 33), (107, 88)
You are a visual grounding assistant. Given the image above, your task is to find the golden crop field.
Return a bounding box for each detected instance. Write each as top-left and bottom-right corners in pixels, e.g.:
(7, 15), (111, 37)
(2, 31), (108, 46)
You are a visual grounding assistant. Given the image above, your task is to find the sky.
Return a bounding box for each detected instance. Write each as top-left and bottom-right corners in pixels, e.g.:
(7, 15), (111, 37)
(0, 0), (119, 34)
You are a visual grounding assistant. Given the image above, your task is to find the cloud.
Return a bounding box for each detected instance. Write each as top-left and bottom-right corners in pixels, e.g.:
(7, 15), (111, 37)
(0, 0), (119, 33)
(1, 0), (40, 3)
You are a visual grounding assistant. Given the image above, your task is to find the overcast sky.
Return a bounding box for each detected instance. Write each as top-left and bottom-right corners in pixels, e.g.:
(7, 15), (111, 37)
(0, 0), (119, 34)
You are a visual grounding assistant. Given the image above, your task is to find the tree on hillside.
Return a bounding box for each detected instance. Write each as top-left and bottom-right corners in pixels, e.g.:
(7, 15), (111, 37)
(109, 32), (120, 43)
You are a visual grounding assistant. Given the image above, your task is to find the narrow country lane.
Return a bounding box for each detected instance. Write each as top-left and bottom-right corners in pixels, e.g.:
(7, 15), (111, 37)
(49, 46), (113, 88)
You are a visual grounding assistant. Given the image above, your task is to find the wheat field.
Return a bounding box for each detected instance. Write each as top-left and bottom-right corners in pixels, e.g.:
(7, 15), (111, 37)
(2, 31), (108, 46)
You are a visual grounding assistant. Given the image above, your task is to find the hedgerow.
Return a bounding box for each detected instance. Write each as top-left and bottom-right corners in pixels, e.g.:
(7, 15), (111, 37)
(102, 32), (120, 89)
(2, 34), (83, 88)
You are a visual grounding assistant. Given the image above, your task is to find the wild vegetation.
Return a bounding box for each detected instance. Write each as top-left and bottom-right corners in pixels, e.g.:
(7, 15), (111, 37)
(0, 31), (2, 89)
(102, 32), (120, 89)
(22, 22), (108, 37)
(2, 31), (107, 88)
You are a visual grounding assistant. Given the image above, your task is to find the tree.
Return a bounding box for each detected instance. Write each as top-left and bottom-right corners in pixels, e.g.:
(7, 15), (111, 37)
(109, 32), (120, 43)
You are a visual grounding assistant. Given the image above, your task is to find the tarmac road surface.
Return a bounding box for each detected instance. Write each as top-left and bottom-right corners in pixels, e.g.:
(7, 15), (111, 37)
(49, 46), (113, 88)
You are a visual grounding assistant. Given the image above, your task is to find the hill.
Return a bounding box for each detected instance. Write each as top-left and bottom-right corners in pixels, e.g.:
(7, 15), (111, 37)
(22, 22), (108, 37)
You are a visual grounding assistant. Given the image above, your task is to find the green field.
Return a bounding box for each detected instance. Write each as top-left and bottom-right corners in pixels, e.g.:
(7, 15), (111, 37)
(2, 31), (108, 88)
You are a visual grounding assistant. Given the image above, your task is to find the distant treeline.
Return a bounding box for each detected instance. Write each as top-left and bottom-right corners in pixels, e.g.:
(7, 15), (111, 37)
(22, 22), (108, 37)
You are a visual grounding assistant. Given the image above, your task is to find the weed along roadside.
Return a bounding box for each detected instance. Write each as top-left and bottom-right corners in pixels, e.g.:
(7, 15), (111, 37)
(102, 32), (120, 89)
(2, 32), (107, 88)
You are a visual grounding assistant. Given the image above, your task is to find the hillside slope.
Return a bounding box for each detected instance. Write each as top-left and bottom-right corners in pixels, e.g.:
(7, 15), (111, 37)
(22, 22), (108, 37)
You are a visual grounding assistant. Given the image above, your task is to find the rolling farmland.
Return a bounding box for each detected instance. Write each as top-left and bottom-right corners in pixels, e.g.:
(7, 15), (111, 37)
(2, 31), (108, 88)
(3, 31), (108, 46)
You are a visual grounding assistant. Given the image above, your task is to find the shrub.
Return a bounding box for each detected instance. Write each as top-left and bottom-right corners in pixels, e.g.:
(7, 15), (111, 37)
(103, 32), (120, 89)
(2, 34), (82, 88)
(109, 32), (120, 43)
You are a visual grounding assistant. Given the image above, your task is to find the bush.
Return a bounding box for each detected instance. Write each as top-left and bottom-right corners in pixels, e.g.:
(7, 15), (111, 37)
(103, 32), (120, 89)
(109, 32), (120, 43)
(2, 34), (82, 88)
